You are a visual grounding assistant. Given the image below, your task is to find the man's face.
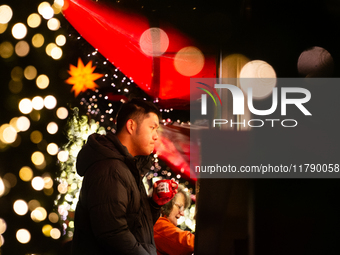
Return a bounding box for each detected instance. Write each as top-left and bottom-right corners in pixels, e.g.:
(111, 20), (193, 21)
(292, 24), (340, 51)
(131, 112), (159, 156)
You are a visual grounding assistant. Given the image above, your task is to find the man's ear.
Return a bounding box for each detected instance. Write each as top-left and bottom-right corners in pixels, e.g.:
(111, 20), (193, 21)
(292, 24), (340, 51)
(126, 119), (135, 134)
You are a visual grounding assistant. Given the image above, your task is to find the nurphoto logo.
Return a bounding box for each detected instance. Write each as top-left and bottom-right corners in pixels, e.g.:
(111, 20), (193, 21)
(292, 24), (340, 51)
(198, 82), (312, 128)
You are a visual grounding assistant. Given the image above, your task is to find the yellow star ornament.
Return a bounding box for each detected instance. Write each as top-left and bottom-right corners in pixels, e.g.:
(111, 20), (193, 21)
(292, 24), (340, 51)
(65, 58), (104, 97)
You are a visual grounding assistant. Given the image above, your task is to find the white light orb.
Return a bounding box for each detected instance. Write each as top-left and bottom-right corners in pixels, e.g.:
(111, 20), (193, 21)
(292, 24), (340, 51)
(0, 5), (13, 24)
(47, 122), (58, 134)
(50, 228), (61, 239)
(47, 143), (59, 155)
(31, 176), (44, 191)
(19, 98), (33, 114)
(57, 150), (69, 162)
(36, 74), (49, 89)
(44, 95), (57, 109)
(38, 2), (54, 19)
(32, 96), (44, 110)
(16, 116), (30, 131)
(47, 18), (60, 31)
(12, 23), (27, 40)
(240, 60), (277, 99)
(56, 107), (68, 119)
(140, 28), (169, 57)
(13, 200), (28, 216)
(0, 218), (6, 234)
(56, 34), (66, 46)
(16, 229), (31, 244)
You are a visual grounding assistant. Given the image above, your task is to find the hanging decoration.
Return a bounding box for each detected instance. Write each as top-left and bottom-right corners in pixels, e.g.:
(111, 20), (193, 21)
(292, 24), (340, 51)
(62, 0), (216, 107)
(65, 58), (104, 97)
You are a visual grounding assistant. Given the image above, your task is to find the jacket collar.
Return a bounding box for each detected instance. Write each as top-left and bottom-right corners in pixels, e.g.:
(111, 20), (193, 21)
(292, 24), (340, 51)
(107, 132), (153, 178)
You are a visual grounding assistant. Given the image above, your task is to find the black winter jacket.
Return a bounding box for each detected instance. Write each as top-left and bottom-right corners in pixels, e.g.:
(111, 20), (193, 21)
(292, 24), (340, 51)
(72, 132), (160, 255)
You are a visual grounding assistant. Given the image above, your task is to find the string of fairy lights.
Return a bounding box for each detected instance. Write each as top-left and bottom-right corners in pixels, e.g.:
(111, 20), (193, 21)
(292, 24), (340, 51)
(0, 0), (70, 251)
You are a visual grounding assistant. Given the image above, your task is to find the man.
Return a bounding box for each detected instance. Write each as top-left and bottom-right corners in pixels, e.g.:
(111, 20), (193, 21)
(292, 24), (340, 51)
(72, 98), (178, 255)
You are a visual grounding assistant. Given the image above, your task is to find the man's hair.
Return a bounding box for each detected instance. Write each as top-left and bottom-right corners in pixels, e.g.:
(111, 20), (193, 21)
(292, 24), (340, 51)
(161, 184), (191, 217)
(115, 98), (161, 134)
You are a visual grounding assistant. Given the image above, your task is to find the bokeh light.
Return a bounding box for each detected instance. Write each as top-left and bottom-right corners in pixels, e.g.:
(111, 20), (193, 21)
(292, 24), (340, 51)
(57, 182), (68, 194)
(32, 96), (44, 110)
(12, 23), (27, 39)
(44, 95), (57, 109)
(46, 42), (57, 56)
(48, 212), (59, 223)
(16, 116), (30, 131)
(50, 228), (61, 239)
(221, 54), (250, 78)
(297, 46), (334, 77)
(56, 107), (68, 119)
(9, 80), (23, 93)
(0, 218), (6, 234)
(28, 200), (40, 211)
(52, 4), (62, 15)
(140, 28), (169, 57)
(16, 229), (31, 244)
(30, 130), (43, 144)
(27, 13), (41, 28)
(31, 151), (45, 166)
(47, 122), (58, 134)
(3, 173), (17, 188)
(47, 18), (60, 31)
(57, 150), (69, 162)
(47, 142), (59, 155)
(0, 41), (14, 58)
(36, 74), (49, 89)
(30, 111), (41, 122)
(44, 188), (54, 196)
(9, 117), (20, 132)
(240, 60), (277, 99)
(54, 0), (64, 10)
(0, 178), (4, 197)
(31, 176), (44, 191)
(51, 46), (63, 59)
(42, 224), (53, 237)
(15, 41), (30, 57)
(56, 34), (66, 46)
(32, 33), (45, 48)
(36, 159), (46, 170)
(174, 46), (205, 76)
(24, 65), (38, 80)
(19, 98), (33, 114)
(0, 124), (17, 144)
(0, 5), (13, 24)
(13, 200), (28, 216)
(43, 174), (53, 189)
(19, 166), (34, 182)
(11, 66), (24, 81)
(38, 2), (54, 19)
(31, 207), (47, 222)
(0, 23), (7, 34)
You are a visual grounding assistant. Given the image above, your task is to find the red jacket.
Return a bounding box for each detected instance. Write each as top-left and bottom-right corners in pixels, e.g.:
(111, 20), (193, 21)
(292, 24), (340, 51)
(153, 216), (195, 255)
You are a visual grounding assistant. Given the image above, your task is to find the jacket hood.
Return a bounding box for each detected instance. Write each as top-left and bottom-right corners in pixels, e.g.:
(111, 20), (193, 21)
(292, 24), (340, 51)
(76, 132), (153, 177)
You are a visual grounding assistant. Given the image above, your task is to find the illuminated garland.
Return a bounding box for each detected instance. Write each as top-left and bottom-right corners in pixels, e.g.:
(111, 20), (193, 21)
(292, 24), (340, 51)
(55, 107), (106, 238)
